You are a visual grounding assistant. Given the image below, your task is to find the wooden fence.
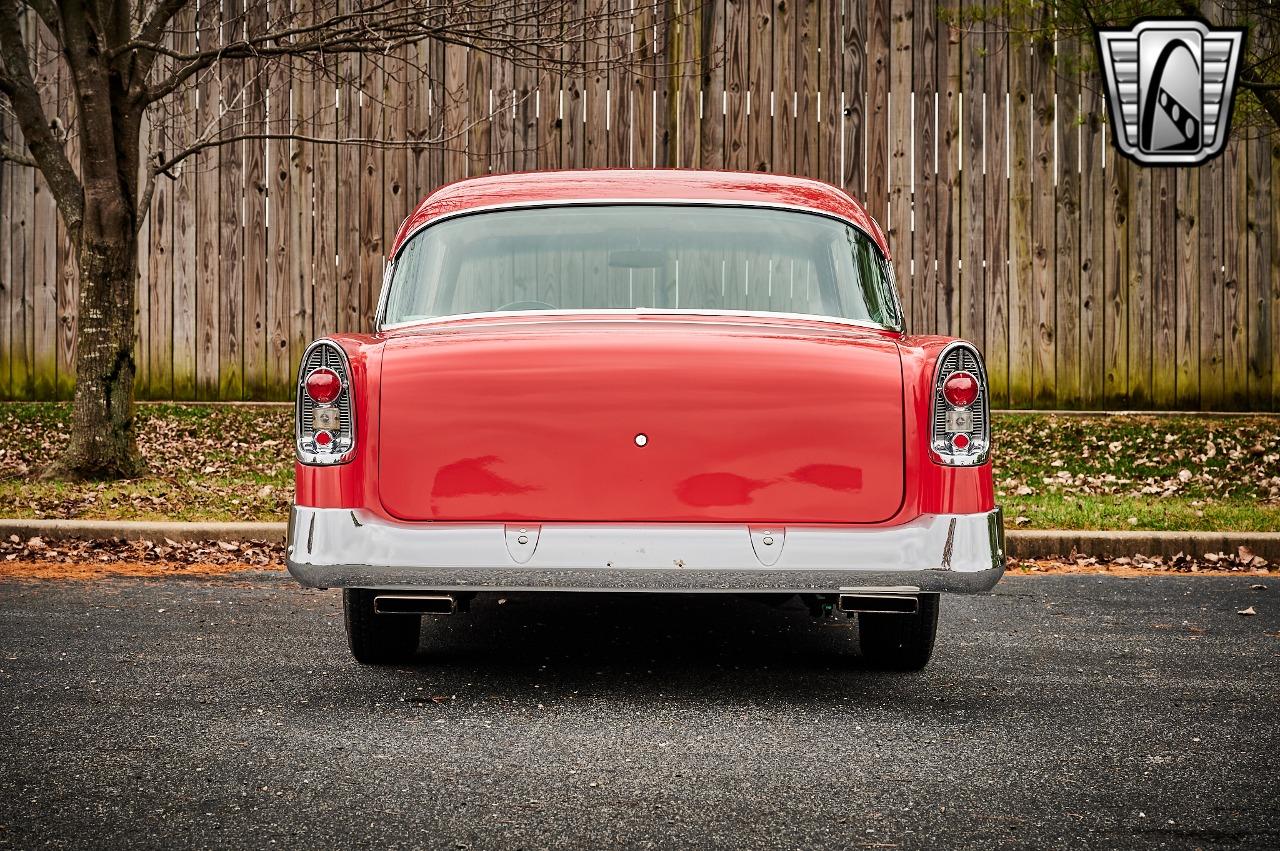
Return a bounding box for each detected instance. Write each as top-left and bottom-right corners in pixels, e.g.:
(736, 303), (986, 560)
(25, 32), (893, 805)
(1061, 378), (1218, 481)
(1, 0), (1277, 408)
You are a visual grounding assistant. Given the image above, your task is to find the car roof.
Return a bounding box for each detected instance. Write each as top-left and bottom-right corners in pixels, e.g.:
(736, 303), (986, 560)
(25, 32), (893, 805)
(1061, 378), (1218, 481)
(389, 169), (889, 257)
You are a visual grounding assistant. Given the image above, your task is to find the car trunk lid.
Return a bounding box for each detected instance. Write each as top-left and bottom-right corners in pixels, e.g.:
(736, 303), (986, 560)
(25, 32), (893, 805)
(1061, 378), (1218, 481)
(377, 316), (904, 523)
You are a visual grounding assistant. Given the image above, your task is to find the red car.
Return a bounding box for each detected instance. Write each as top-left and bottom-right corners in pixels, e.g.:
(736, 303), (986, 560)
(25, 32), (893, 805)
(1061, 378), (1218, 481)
(287, 170), (1004, 669)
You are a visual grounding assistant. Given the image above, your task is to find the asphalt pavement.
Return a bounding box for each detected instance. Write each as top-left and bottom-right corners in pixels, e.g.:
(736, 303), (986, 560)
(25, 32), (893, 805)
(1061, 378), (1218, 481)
(0, 573), (1277, 850)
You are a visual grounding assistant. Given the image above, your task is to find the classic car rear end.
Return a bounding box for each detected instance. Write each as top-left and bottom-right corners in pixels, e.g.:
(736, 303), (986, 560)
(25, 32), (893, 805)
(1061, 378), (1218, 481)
(287, 170), (1004, 670)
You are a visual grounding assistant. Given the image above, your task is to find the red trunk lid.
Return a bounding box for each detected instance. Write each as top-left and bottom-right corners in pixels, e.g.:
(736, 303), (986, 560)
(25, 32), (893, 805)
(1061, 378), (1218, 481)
(377, 317), (904, 523)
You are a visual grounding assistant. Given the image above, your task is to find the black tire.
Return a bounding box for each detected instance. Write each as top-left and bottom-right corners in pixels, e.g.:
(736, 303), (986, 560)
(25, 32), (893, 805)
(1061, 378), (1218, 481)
(857, 593), (939, 671)
(343, 589), (422, 664)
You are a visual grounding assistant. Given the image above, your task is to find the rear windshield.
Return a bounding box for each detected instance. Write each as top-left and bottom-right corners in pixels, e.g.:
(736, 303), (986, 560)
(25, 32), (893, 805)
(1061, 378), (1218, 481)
(382, 204), (901, 328)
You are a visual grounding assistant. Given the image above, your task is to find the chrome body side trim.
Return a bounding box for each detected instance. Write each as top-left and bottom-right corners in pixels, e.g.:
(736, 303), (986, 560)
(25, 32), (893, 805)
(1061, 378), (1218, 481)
(374, 199), (904, 333)
(286, 507), (1005, 594)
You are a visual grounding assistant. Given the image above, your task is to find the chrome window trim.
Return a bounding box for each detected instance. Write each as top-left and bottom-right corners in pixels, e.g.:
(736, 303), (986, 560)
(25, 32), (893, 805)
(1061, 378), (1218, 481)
(295, 339), (358, 466)
(927, 340), (992, 467)
(374, 198), (903, 333)
(378, 308), (900, 335)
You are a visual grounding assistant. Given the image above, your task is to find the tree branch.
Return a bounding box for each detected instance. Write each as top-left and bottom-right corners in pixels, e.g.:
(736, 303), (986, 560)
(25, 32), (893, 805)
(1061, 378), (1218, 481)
(0, 140), (37, 165)
(0, 0), (84, 237)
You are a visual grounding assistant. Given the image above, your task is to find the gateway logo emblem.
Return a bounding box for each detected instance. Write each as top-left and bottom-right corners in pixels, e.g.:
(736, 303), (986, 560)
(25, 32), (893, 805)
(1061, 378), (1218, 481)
(1096, 19), (1245, 166)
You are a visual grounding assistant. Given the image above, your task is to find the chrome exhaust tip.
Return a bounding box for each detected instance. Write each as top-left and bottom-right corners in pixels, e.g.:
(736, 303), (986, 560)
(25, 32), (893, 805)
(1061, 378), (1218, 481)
(373, 593), (458, 616)
(837, 593), (919, 615)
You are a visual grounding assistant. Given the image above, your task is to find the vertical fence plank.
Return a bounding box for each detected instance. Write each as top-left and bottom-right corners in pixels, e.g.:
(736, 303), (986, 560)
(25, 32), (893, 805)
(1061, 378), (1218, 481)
(32, 21), (58, 399)
(1029, 27), (1054, 406)
(960, 8), (984, 350)
(1006, 21), (1032, 405)
(770, 0), (793, 173)
(360, 43), (385, 330)
(746, 0), (771, 172)
(1272, 134), (1280, 409)
(631, 1), (655, 168)
(267, 1), (295, 389)
(864, 0), (888, 223)
(170, 5), (197, 399)
(1053, 38), (1080, 407)
(311, 0), (339, 344)
(794, 0), (817, 179)
(336, 39), (362, 335)
(886, 0), (911, 324)
(1247, 134), (1273, 408)
(1102, 150), (1129, 406)
(608, 0), (632, 169)
(584, 0), (609, 168)
(935, 2), (959, 338)
(561, 1), (585, 170)
(1197, 154), (1224, 408)
(0, 67), (13, 397)
(701, 0), (726, 170)
(724, 0), (749, 170)
(912, 0), (936, 334)
(242, 3), (269, 398)
(8, 9), (34, 399)
(1128, 161), (1152, 406)
(1152, 168), (1176, 407)
(984, 13), (1009, 404)
(1078, 65), (1103, 407)
(1175, 167), (1199, 408)
(838, 0), (865, 197)
(146, 38), (173, 401)
(1222, 140), (1246, 408)
(218, 0), (245, 401)
(194, 1), (221, 400)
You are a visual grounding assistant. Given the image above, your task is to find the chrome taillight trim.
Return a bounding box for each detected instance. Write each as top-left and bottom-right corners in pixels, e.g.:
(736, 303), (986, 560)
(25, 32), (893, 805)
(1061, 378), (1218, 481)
(928, 341), (991, 467)
(295, 340), (357, 466)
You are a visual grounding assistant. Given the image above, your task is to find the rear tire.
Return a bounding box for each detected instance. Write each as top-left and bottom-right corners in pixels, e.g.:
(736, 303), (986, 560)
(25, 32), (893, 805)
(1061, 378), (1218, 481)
(857, 593), (939, 671)
(343, 589), (422, 664)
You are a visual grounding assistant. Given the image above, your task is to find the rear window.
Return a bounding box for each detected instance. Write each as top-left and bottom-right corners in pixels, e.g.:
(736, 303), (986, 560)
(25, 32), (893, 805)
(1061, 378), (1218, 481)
(382, 204), (901, 328)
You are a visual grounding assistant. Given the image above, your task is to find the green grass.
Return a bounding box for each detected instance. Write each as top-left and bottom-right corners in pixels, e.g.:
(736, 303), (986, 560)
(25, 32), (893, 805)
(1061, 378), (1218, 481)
(1, 403), (1276, 530)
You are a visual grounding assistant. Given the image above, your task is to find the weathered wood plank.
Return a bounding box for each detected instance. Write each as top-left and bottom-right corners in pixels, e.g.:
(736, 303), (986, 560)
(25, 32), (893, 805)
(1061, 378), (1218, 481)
(561, 0), (585, 170)
(1028, 24), (1054, 406)
(193, 0), (221, 399)
(1272, 132), (1280, 408)
(700, 0), (726, 170)
(935, 2), (960, 338)
(267, 2), (295, 391)
(959, 4), (984, 348)
(1127, 164), (1152, 407)
(1005, 18), (1033, 405)
(1175, 167), (1199, 407)
(864, 0), (889, 223)
(359, 44), (386, 332)
(837, 0), (865, 196)
(1102, 147), (1130, 405)
(1078, 63), (1104, 406)
(0, 66), (13, 396)
(631, 0), (656, 169)
(724, 0), (749, 170)
(607, 0), (632, 168)
(912, 0), (936, 334)
(1247, 134), (1273, 408)
(310, 0), (339, 345)
(583, 0), (609, 168)
(218, 0), (245, 401)
(771, 0), (794, 174)
(336, 41), (362, 340)
(145, 36), (172, 400)
(1222, 140), (1247, 408)
(1054, 37), (1081, 407)
(886, 0), (912, 326)
(241, 2), (270, 398)
(794, 0), (817, 179)
(674, 0), (701, 168)
(1197, 154), (1224, 408)
(32, 20), (58, 399)
(746, 0), (772, 172)
(170, 4), (198, 399)
(1151, 168), (1176, 407)
(983, 12), (1009, 404)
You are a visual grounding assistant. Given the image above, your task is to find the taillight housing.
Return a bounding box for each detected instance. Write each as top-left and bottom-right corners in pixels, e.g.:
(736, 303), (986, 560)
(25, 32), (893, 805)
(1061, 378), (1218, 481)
(929, 342), (990, 466)
(296, 340), (356, 465)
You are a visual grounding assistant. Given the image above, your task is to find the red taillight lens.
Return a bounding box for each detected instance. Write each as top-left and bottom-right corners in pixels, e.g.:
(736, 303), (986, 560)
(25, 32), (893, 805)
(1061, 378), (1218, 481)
(942, 371), (979, 407)
(305, 368), (341, 405)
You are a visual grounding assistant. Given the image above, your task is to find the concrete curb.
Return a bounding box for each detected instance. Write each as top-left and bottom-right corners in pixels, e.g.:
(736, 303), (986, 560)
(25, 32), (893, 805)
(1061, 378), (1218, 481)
(3, 518), (1277, 562)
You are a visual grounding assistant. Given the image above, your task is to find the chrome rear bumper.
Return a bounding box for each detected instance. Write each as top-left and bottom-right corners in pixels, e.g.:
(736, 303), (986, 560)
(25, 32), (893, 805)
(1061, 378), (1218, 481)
(286, 507), (1005, 594)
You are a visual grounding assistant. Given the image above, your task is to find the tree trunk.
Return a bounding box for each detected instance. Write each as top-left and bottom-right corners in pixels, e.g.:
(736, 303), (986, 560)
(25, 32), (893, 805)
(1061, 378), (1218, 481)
(50, 191), (144, 479)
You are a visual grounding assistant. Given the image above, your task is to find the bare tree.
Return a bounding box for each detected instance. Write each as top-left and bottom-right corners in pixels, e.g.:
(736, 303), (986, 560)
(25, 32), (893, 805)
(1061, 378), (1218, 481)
(0, 0), (667, 479)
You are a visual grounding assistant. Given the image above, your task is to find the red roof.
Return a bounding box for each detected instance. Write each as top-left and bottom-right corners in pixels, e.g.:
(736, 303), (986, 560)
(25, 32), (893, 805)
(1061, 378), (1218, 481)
(389, 169), (888, 257)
